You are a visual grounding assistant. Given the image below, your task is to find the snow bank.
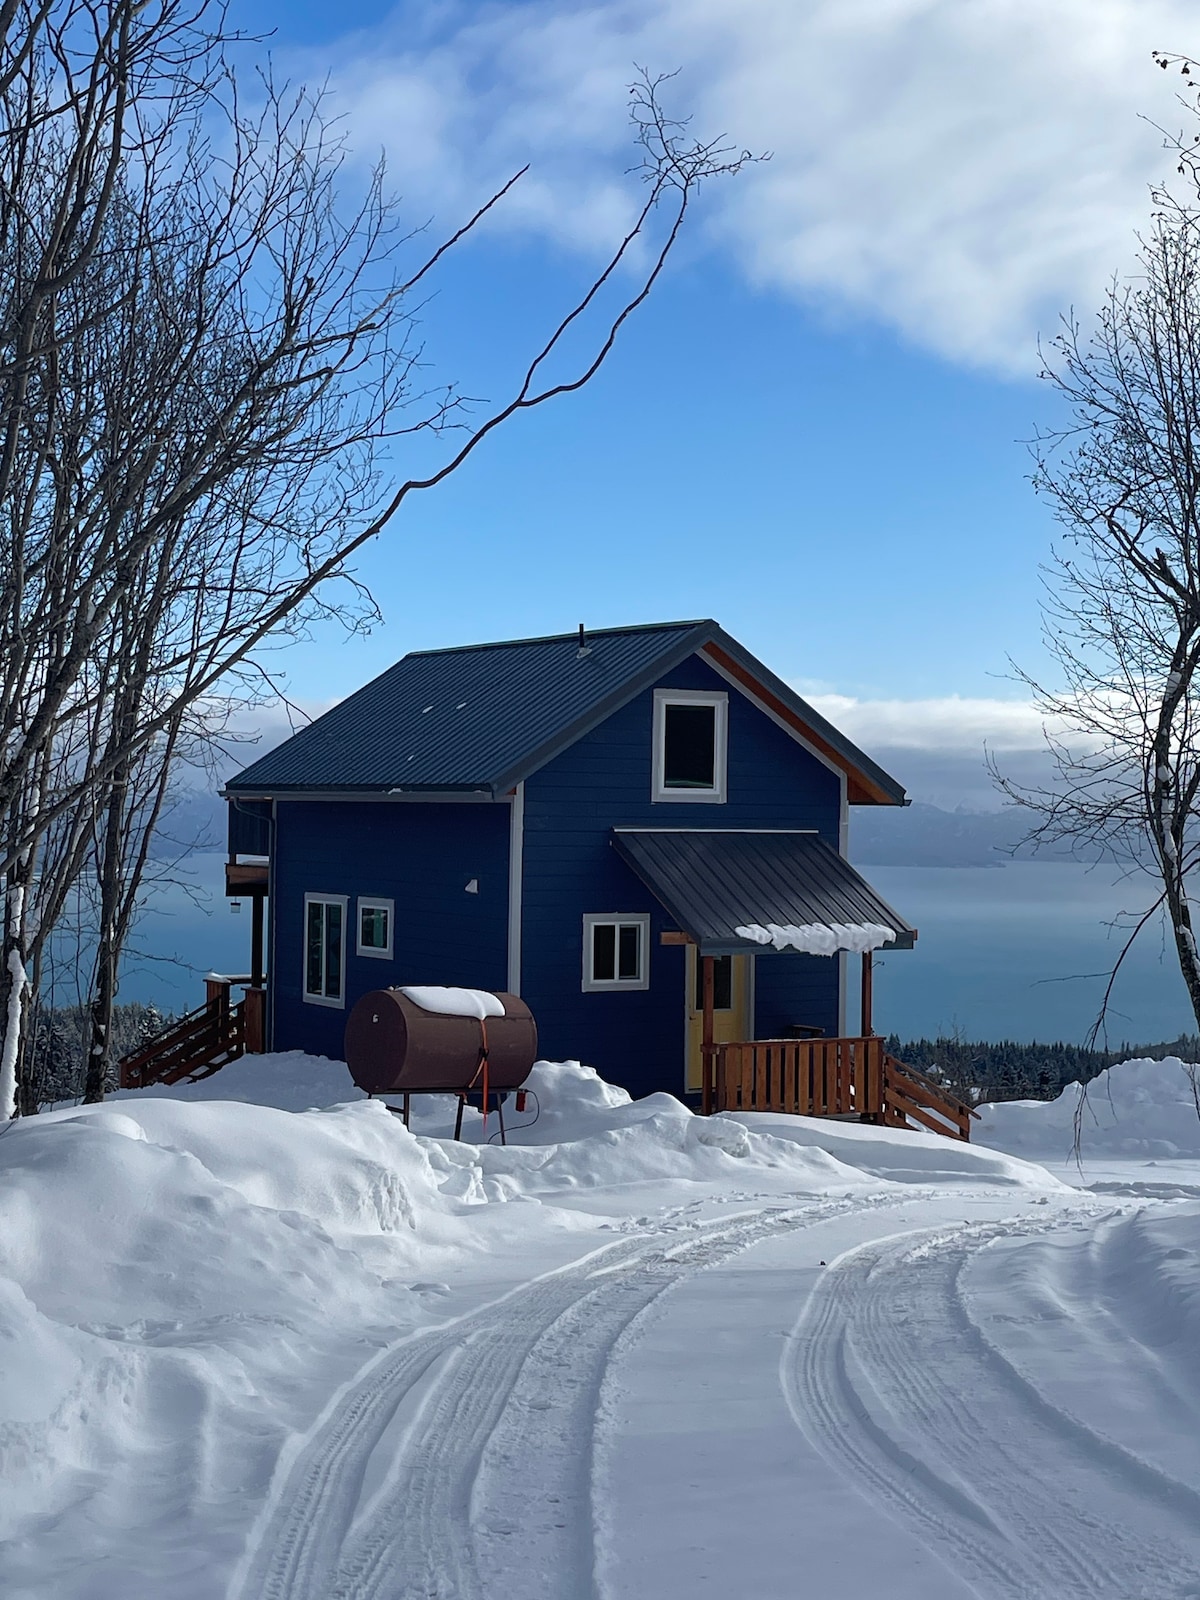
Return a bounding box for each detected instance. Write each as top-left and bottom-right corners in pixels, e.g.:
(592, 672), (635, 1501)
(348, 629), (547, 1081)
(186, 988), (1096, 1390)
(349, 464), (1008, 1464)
(976, 1056), (1200, 1159)
(1111, 1203), (1200, 1347)
(0, 1098), (472, 1599)
(109, 1048), (365, 1113)
(723, 1110), (1067, 1189)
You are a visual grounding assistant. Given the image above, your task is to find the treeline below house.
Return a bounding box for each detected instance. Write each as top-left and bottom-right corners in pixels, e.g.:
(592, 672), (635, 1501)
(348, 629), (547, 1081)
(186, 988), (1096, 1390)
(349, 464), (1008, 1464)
(29, 1009), (1199, 1114)
(25, 1004), (175, 1111)
(888, 1033), (1200, 1104)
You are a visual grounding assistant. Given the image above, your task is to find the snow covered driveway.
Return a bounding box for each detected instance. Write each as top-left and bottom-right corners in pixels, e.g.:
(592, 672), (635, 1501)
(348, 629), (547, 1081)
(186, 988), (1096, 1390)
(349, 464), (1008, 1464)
(5, 1056), (1200, 1600)
(239, 1189), (1200, 1600)
(235, 1202), (836, 1600)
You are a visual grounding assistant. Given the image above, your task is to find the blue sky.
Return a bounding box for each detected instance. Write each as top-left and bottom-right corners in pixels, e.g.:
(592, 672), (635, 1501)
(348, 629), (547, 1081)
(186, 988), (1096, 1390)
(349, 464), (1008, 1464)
(213, 0), (1198, 812)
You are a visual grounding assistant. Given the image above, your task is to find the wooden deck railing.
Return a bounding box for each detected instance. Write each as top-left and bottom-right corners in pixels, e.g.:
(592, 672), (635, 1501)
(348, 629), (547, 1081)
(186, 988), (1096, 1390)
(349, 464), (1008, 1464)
(713, 1038), (975, 1141)
(118, 980), (265, 1090)
(715, 1036), (884, 1120)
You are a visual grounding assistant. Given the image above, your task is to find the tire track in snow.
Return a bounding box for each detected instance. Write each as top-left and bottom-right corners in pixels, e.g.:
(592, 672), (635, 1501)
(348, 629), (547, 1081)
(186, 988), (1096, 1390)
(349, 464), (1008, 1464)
(782, 1216), (1200, 1600)
(235, 1197), (881, 1600)
(330, 1206), (843, 1600)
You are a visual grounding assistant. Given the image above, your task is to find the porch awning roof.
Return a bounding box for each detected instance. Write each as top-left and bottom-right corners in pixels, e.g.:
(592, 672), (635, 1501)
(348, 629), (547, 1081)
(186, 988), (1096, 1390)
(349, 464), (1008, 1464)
(611, 829), (917, 956)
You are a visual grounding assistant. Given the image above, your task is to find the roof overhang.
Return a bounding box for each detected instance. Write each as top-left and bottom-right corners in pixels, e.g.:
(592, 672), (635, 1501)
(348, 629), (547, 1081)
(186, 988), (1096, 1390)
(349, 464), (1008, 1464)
(612, 828), (917, 956)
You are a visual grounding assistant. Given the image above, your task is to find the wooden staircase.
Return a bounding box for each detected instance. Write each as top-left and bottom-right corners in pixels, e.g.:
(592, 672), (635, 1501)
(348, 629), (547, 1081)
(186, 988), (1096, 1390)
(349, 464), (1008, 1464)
(119, 979), (265, 1090)
(712, 1037), (977, 1140)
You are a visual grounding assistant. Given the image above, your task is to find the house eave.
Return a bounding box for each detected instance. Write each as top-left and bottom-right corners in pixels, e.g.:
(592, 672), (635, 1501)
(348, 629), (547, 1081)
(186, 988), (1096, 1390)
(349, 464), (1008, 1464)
(219, 784), (497, 803)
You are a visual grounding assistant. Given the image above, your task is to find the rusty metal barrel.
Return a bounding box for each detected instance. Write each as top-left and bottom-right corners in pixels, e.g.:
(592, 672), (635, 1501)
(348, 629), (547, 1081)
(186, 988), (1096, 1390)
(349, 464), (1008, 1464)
(343, 988), (537, 1096)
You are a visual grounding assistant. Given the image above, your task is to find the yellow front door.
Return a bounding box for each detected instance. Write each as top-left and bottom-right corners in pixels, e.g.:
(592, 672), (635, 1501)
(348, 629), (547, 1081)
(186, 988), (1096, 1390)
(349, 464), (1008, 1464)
(685, 948), (752, 1093)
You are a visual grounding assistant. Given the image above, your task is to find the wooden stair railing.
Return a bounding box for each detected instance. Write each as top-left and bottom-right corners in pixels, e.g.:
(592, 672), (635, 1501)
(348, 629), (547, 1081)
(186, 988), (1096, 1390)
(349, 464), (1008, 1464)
(713, 1038), (977, 1141)
(118, 982), (265, 1090)
(881, 1053), (977, 1141)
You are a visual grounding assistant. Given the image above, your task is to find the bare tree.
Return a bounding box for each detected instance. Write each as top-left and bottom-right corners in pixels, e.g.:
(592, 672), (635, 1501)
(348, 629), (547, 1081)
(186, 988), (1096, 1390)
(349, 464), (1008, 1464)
(0, 0), (757, 1115)
(997, 113), (1200, 1048)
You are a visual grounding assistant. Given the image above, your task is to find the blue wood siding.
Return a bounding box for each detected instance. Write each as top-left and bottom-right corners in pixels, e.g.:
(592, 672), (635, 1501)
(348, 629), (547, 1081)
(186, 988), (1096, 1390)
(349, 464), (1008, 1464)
(753, 952), (840, 1042)
(269, 799), (510, 1060)
(520, 653), (845, 1099)
(227, 796), (272, 857)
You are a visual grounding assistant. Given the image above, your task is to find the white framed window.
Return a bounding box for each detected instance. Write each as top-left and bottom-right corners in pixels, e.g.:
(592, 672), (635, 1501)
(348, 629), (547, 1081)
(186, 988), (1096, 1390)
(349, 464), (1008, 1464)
(652, 689), (727, 803)
(357, 897), (394, 959)
(583, 913), (650, 991)
(304, 893), (347, 1006)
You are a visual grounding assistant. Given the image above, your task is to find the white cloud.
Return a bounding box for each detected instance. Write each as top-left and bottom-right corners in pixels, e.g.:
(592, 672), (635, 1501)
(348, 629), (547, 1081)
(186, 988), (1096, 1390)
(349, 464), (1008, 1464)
(310, 0), (1198, 373)
(803, 692), (1055, 752)
(798, 690), (1098, 807)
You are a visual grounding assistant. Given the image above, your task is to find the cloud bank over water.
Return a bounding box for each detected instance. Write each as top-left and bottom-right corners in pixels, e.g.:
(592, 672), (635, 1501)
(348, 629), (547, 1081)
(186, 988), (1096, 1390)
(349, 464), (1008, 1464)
(802, 691), (1061, 810)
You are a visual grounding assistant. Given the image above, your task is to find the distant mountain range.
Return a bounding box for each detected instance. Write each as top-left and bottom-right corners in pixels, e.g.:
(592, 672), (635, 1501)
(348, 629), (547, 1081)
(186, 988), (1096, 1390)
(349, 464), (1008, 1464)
(157, 789), (1112, 871)
(849, 800), (1111, 868)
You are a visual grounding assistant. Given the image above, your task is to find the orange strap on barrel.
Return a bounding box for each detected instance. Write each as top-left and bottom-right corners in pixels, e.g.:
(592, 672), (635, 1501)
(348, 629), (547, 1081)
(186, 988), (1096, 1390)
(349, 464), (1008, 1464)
(468, 1015), (490, 1140)
(481, 1017), (490, 1140)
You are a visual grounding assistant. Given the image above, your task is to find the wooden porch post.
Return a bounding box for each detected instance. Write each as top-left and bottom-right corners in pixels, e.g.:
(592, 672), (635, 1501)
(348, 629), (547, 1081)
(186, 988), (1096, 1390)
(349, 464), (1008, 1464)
(250, 891), (265, 989)
(701, 954), (715, 1115)
(243, 986), (265, 1054)
(205, 975), (230, 1015)
(861, 952), (874, 1037)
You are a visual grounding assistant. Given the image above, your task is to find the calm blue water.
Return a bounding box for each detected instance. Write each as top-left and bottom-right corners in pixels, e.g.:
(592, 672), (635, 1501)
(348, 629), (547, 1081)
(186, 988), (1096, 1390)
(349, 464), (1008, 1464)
(869, 863), (1195, 1045)
(117, 855), (1197, 1047)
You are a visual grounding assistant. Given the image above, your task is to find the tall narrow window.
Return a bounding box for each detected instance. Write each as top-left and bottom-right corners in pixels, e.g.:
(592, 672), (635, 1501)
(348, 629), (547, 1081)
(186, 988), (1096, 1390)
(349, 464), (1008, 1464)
(652, 690), (727, 802)
(583, 914), (650, 991)
(304, 894), (347, 1005)
(357, 897), (394, 959)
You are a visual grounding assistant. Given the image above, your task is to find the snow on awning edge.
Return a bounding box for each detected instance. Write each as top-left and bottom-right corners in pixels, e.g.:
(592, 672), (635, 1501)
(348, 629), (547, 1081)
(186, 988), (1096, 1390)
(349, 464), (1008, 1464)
(734, 922), (897, 957)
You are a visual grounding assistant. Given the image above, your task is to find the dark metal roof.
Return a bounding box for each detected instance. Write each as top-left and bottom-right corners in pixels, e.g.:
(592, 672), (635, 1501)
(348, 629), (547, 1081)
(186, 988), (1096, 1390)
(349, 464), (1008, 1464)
(227, 622), (706, 795)
(612, 829), (917, 955)
(224, 620), (908, 804)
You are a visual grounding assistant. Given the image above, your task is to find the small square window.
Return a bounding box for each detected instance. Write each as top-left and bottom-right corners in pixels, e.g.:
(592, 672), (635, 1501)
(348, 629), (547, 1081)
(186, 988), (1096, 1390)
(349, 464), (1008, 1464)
(304, 894), (347, 1006)
(357, 898), (394, 959)
(652, 690), (727, 803)
(583, 914), (650, 991)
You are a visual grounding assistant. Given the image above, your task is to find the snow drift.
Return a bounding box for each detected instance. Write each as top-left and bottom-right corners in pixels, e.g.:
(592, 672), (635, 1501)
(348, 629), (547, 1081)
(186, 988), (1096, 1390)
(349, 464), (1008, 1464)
(976, 1055), (1200, 1159)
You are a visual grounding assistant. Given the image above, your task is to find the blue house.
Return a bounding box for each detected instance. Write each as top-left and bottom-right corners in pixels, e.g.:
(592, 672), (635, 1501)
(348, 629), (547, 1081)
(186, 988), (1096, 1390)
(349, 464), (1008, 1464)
(221, 620), (916, 1103)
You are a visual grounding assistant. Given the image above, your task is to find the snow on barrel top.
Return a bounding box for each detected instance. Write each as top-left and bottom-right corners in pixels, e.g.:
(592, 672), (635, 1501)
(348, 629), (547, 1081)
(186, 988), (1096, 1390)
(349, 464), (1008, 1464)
(399, 986), (506, 1020)
(735, 922), (897, 956)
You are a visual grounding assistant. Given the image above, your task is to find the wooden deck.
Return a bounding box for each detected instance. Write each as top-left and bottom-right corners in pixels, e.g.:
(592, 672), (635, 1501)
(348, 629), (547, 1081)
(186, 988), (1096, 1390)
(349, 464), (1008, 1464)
(711, 1037), (976, 1141)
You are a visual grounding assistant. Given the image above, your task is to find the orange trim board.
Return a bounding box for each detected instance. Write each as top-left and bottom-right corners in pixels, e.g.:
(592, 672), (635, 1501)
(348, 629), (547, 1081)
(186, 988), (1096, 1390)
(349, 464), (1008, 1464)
(701, 643), (898, 806)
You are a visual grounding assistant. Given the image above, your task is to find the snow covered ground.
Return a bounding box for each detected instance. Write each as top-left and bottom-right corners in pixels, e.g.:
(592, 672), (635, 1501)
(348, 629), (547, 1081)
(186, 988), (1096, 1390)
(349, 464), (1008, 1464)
(2, 1054), (1199, 1599)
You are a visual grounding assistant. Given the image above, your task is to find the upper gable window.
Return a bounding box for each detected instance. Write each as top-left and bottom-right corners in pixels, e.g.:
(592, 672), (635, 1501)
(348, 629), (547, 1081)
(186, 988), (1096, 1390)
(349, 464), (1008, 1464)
(652, 689), (727, 803)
